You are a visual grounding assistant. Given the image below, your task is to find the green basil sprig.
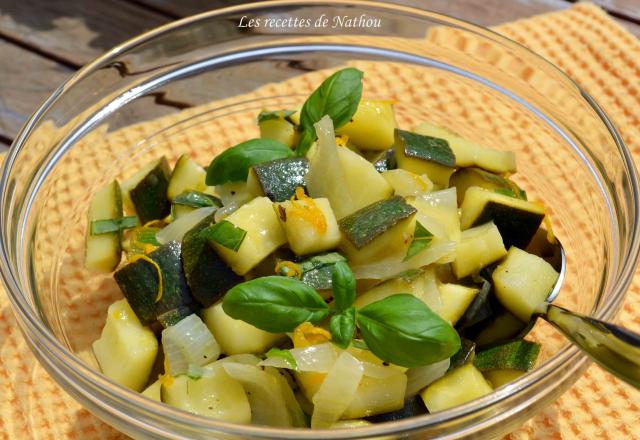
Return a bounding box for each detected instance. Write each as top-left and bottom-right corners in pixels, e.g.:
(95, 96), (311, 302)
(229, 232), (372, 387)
(200, 220), (247, 251)
(296, 68), (364, 156)
(403, 221), (433, 261)
(331, 260), (356, 312)
(172, 191), (222, 209)
(329, 306), (356, 349)
(357, 294), (461, 368)
(206, 138), (293, 185)
(222, 276), (330, 333)
(91, 216), (139, 235)
(265, 347), (298, 369)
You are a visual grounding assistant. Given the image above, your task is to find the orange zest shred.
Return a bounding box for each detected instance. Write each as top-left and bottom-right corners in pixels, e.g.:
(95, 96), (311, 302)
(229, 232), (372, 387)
(288, 187), (327, 233)
(275, 260), (302, 279)
(129, 254), (164, 303)
(292, 322), (332, 349)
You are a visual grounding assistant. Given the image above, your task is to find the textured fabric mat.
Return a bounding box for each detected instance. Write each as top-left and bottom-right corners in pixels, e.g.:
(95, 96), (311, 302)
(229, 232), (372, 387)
(1, 2), (639, 439)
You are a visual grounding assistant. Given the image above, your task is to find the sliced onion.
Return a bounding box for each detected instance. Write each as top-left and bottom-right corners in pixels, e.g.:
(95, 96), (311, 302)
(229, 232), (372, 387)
(156, 206), (216, 244)
(417, 266), (443, 313)
(223, 362), (292, 426)
(258, 342), (339, 372)
(162, 314), (220, 376)
(352, 240), (456, 279)
(405, 358), (450, 397)
(361, 361), (405, 379)
(311, 351), (363, 428)
(214, 200), (243, 222)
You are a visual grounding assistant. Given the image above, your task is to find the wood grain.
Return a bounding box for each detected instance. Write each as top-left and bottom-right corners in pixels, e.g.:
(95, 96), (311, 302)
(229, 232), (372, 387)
(0, 0), (169, 66)
(587, 0), (640, 21)
(0, 40), (73, 140)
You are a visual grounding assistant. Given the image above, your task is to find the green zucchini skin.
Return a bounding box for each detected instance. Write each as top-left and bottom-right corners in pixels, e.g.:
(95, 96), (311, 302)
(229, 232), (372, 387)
(278, 252), (347, 290)
(182, 213), (242, 307)
(371, 148), (396, 173)
(339, 196), (416, 249)
(251, 157), (309, 202)
(114, 241), (195, 326)
(450, 167), (526, 205)
(473, 311), (530, 348)
(472, 202), (544, 249)
(455, 279), (495, 332)
(473, 340), (540, 371)
(157, 305), (195, 328)
(448, 338), (476, 371)
(395, 129), (455, 167)
(129, 158), (171, 223)
(366, 395), (427, 423)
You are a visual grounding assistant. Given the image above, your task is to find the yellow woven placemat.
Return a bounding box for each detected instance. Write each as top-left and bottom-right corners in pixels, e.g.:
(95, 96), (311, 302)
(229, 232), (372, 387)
(1, 3), (639, 439)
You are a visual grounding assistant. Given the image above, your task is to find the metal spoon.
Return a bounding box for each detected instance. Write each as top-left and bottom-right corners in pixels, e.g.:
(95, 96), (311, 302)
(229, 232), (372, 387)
(524, 230), (640, 388)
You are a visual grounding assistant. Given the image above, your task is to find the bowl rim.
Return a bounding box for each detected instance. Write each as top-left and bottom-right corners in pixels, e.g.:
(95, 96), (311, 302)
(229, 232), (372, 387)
(1, 0), (639, 438)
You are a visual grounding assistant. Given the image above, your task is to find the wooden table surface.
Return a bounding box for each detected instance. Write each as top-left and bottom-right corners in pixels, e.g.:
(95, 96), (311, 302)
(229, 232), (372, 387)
(0, 0), (638, 152)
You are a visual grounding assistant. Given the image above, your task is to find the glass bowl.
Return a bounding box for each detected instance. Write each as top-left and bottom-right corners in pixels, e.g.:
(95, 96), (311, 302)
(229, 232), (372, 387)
(1, 1), (639, 439)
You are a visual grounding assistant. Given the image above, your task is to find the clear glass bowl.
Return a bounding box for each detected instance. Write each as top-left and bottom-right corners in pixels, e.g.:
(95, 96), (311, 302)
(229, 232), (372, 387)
(1, 1), (639, 439)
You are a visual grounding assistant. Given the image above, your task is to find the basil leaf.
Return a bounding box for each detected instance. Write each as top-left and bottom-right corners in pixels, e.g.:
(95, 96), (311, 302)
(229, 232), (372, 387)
(331, 260), (356, 312)
(222, 276), (330, 333)
(329, 306), (356, 349)
(173, 191), (222, 209)
(257, 110), (296, 124)
(206, 138), (294, 185)
(403, 221), (433, 261)
(91, 216), (139, 235)
(297, 68), (364, 156)
(357, 294), (461, 368)
(266, 348), (298, 369)
(201, 220), (247, 251)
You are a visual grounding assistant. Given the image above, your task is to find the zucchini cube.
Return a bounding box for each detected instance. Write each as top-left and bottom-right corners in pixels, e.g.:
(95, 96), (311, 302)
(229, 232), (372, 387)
(420, 363), (493, 412)
(492, 247), (559, 322)
(92, 299), (158, 391)
(276, 197), (341, 256)
(336, 99), (397, 151)
(452, 221), (507, 279)
(212, 196), (287, 275)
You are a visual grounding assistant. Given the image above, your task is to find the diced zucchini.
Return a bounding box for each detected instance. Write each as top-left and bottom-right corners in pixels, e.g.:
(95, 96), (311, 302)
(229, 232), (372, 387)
(460, 186), (544, 249)
(394, 129), (456, 187)
(92, 299), (158, 391)
(276, 197), (341, 256)
(212, 197), (287, 275)
(452, 222), (507, 279)
(473, 311), (529, 347)
(382, 169), (433, 197)
(167, 155), (207, 201)
(339, 196), (417, 265)
(419, 363), (493, 412)
(121, 157), (171, 223)
(474, 340), (540, 372)
(450, 167), (525, 205)
(492, 247), (559, 322)
(182, 213), (242, 307)
(85, 180), (123, 272)
(162, 364), (251, 423)
(202, 302), (284, 355)
(415, 122), (516, 173)
(366, 395), (427, 422)
(483, 369), (526, 388)
(214, 181), (258, 208)
(354, 268), (441, 313)
(114, 241), (196, 325)
(448, 338), (476, 371)
(278, 252), (347, 291)
(342, 374), (407, 419)
(258, 110), (299, 148)
(335, 100), (397, 151)
(141, 380), (162, 401)
(438, 283), (480, 325)
(157, 306), (194, 328)
(337, 147), (394, 214)
(455, 280), (495, 332)
(370, 148), (396, 173)
(248, 157), (309, 202)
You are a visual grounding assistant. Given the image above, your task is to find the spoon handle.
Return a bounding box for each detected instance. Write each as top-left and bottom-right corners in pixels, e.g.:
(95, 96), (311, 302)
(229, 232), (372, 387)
(542, 304), (640, 388)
